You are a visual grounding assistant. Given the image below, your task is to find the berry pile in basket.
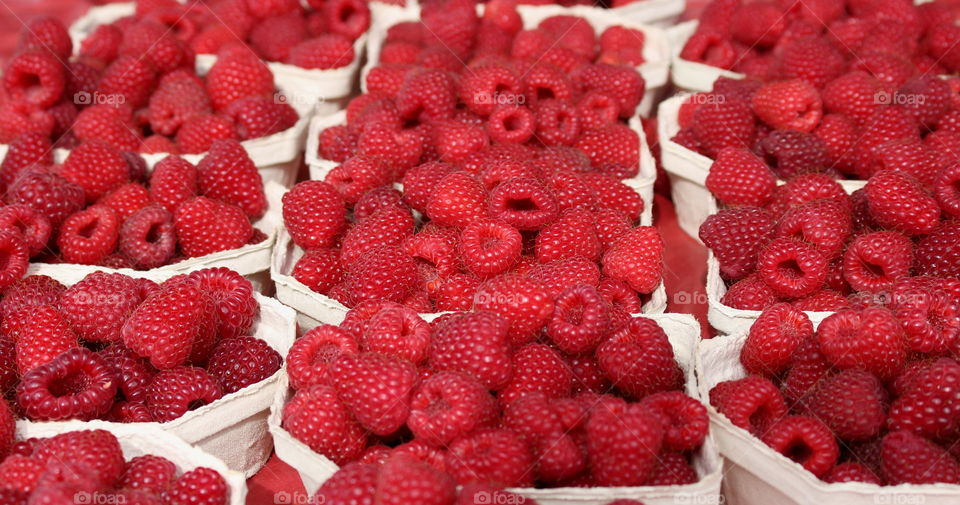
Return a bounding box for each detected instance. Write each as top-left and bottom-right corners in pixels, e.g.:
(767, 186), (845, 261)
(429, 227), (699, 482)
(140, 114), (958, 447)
(681, 0), (960, 79)
(0, 137), (268, 278)
(2, 15), (300, 154)
(673, 74), (960, 183)
(711, 301), (960, 485)
(121, 0), (369, 69)
(0, 268), (281, 424)
(0, 427), (230, 505)
(700, 167), (959, 313)
(283, 303), (709, 498)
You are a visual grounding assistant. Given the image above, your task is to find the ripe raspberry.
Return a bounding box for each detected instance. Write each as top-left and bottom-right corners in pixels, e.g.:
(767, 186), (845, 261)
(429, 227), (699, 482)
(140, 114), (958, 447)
(0, 275), (64, 317)
(17, 347), (117, 421)
(0, 454), (42, 495)
(473, 274), (553, 346)
(148, 156), (198, 213)
(842, 231), (913, 293)
(587, 401), (663, 486)
(691, 98), (756, 158)
(0, 230), (27, 292)
(7, 171), (85, 230)
(447, 428), (533, 487)
(57, 205), (120, 265)
(174, 114), (239, 155)
(430, 311), (513, 391)
(72, 104), (140, 152)
(424, 172), (488, 228)
(118, 455), (177, 495)
(807, 369), (886, 441)
(408, 371), (496, 447)
(769, 173), (847, 216)
(881, 430), (960, 485)
(323, 0), (370, 40)
(699, 207), (775, 281)
(2, 51), (64, 108)
(98, 345), (155, 404)
(282, 180), (347, 249)
(757, 130), (829, 179)
(729, 2), (785, 46)
(292, 249), (342, 295)
(206, 336), (281, 394)
(32, 430), (125, 488)
(503, 393), (585, 483)
(205, 45), (275, 110)
(164, 467), (228, 505)
(705, 148), (777, 207)
(710, 376), (787, 435)
(533, 208), (599, 264)
(578, 173), (644, 222)
(916, 223), (960, 279)
(248, 11), (308, 62)
(721, 274), (780, 310)
(574, 123), (640, 176)
(174, 197), (254, 258)
(96, 55), (156, 109)
(330, 352), (415, 436)
(223, 96), (298, 140)
(601, 226), (663, 294)
(485, 105), (535, 144)
(888, 358), (960, 441)
(500, 344), (573, 405)
(286, 34), (356, 69)
(751, 80), (823, 133)
(639, 391), (708, 452)
(18, 15), (72, 60)
(756, 237), (827, 299)
(761, 416), (839, 477)
(456, 219), (520, 278)
(147, 73), (212, 137)
(59, 272), (142, 343)
(597, 317), (682, 400)
(196, 139), (266, 218)
(395, 68), (458, 123)
(98, 183), (151, 221)
(741, 303), (813, 377)
(310, 463), (377, 503)
(680, 29), (736, 69)
(822, 462), (882, 484)
(377, 454), (457, 505)
(122, 279), (215, 369)
(817, 308), (906, 380)
(0, 132), (53, 189)
(868, 172), (940, 236)
(546, 284), (609, 354)
(145, 366), (223, 422)
(340, 205), (414, 267)
(119, 205), (176, 269)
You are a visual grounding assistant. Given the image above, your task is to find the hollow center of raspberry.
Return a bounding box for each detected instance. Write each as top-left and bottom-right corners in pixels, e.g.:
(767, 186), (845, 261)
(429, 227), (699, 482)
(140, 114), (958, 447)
(338, 6), (358, 24)
(858, 258), (886, 279)
(564, 306), (585, 326)
(783, 440), (813, 465)
(481, 236), (502, 250)
(777, 259), (805, 279)
(20, 75), (42, 99)
(427, 398), (450, 416)
(146, 223), (165, 244)
(188, 399), (209, 411)
(507, 197), (538, 212)
(78, 220), (100, 239)
(502, 115), (524, 132)
(536, 88), (555, 101)
(49, 373), (89, 397)
(315, 344), (343, 366)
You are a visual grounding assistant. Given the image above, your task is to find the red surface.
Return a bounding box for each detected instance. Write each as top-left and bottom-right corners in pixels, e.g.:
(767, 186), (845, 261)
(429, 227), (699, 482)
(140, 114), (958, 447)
(0, 1), (711, 501)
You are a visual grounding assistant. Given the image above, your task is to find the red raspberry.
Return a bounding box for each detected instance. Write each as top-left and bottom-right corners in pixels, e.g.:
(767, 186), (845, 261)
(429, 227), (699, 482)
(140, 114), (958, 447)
(601, 226), (663, 295)
(473, 274), (553, 346)
(147, 73), (212, 137)
(196, 139), (266, 218)
(936, 163), (960, 219)
(573, 123), (640, 177)
(432, 120), (489, 163)
(888, 358), (960, 441)
(865, 170), (940, 236)
(821, 71), (884, 126)
(680, 29), (736, 69)
(761, 416), (838, 477)
(408, 371), (496, 447)
(757, 130), (829, 179)
(807, 369), (886, 441)
(323, 0), (370, 40)
(57, 205), (119, 265)
(175, 114), (239, 155)
(823, 462), (882, 484)
(0, 275), (64, 318)
(174, 197), (254, 258)
(503, 393), (585, 483)
(206, 336), (281, 394)
(534, 208), (600, 264)
(282, 179), (348, 249)
(639, 391), (708, 452)
(691, 98), (756, 158)
(586, 401), (663, 486)
(119, 455), (177, 495)
(0, 454), (42, 494)
(597, 317), (682, 400)
(721, 274), (780, 310)
(729, 2), (785, 47)
(311, 463), (377, 503)
(447, 428), (532, 487)
(894, 288), (959, 355)
(705, 148), (777, 207)
(486, 176), (560, 229)
(246, 0), (298, 17)
(0, 204), (49, 259)
(0, 132), (53, 189)
(425, 172), (488, 228)
(699, 207), (775, 281)
(164, 467), (228, 505)
(2, 51), (64, 109)
(458, 65), (521, 116)
(286, 325), (357, 390)
(881, 430), (960, 485)
(80, 23), (122, 65)
(72, 104), (140, 152)
(324, 156), (393, 205)
(377, 454), (457, 505)
(7, 171), (85, 230)
(287, 35), (356, 70)
(485, 105), (535, 144)
(205, 45), (275, 110)
(842, 231), (913, 293)
(145, 366), (223, 422)
(395, 68), (457, 123)
(359, 305), (430, 364)
(330, 352), (415, 436)
(98, 344), (156, 404)
(916, 223), (960, 278)
(431, 311), (513, 390)
(817, 308), (906, 380)
(0, 101), (53, 144)
(317, 125), (358, 162)
(18, 15), (72, 60)
(248, 11), (308, 62)
(769, 173), (847, 216)
(119, 205), (176, 269)
(189, 267), (258, 340)
(340, 205), (414, 267)
(59, 272), (142, 343)
(60, 141), (130, 203)
(458, 219), (520, 278)
(500, 344), (573, 405)
(17, 347), (117, 421)
(751, 79), (822, 133)
(147, 156), (197, 213)
(33, 430), (125, 488)
(546, 171), (596, 213)
(776, 36), (844, 89)
(813, 114), (859, 176)
(292, 248), (343, 295)
(756, 237), (827, 298)
(777, 199), (852, 261)
(546, 284), (609, 354)
(741, 303), (813, 377)
(98, 183), (151, 221)
(435, 273), (481, 311)
(95, 55), (156, 109)
(710, 376), (787, 435)
(122, 279), (215, 369)
(223, 96), (298, 141)
(8, 304), (77, 376)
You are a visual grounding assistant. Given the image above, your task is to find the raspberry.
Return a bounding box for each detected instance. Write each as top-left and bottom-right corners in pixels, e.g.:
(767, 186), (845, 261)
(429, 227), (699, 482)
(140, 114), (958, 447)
(813, 114), (859, 176)
(223, 96), (298, 140)
(145, 366), (223, 422)
(7, 171), (85, 230)
(935, 162), (960, 218)
(72, 104), (141, 152)
(574, 123), (640, 176)
(311, 463), (377, 503)
(57, 205), (119, 265)
(808, 369), (887, 441)
(769, 173), (847, 216)
(59, 272), (142, 343)
(526, 255), (601, 299)
(147, 73), (212, 137)
(33, 430), (125, 488)
(377, 454), (457, 505)
(0, 275), (64, 317)
(777, 199), (852, 261)
(292, 249), (342, 295)
(816, 308), (906, 380)
(503, 393), (585, 483)
(18, 15), (71, 60)
(456, 219), (520, 278)
(893, 288), (960, 355)
(597, 317), (682, 400)
(174, 197), (254, 258)
(122, 279), (215, 369)
(408, 371), (496, 447)
(286, 325), (357, 390)
(700, 207), (776, 281)
(708, 148), (778, 208)
(761, 416), (838, 477)
(691, 98), (756, 158)
(639, 391), (708, 452)
(0, 401), (13, 461)
(751, 80), (823, 133)
(206, 336), (281, 394)
(431, 311), (513, 391)
(7, 304), (77, 375)
(680, 29), (736, 69)
(17, 347), (117, 421)
(164, 467), (228, 505)
(0, 132), (53, 189)
(756, 237), (827, 299)
(205, 45), (275, 110)
(473, 274), (553, 346)
(248, 11), (308, 62)
(119, 205), (176, 269)
(424, 172), (488, 228)
(741, 303), (813, 377)
(710, 376), (787, 435)
(340, 205), (414, 268)
(98, 183), (151, 221)
(0, 455), (42, 495)
(2, 51), (64, 109)
(842, 231), (913, 293)
(80, 23), (122, 65)
(601, 226), (663, 295)
(0, 230), (27, 292)
(118, 455), (177, 495)
(587, 401), (663, 486)
(822, 462), (882, 484)
(282, 180), (347, 249)
(330, 352), (415, 436)
(546, 284), (609, 354)
(721, 274), (779, 310)
(148, 156), (199, 213)
(485, 105), (535, 144)
(317, 125), (358, 162)
(98, 345), (155, 405)
(865, 170), (940, 236)
(916, 223), (960, 278)
(395, 69), (458, 122)
(729, 2), (785, 47)
(323, 0), (370, 40)
(500, 344), (572, 405)
(776, 36), (845, 89)
(485, 177), (558, 231)
(881, 430), (960, 485)
(888, 358), (960, 441)
(189, 267), (258, 340)
(196, 139), (267, 219)
(447, 428), (532, 487)
(174, 114), (239, 155)
(96, 55), (156, 109)
(286, 34), (357, 70)
(757, 130), (829, 179)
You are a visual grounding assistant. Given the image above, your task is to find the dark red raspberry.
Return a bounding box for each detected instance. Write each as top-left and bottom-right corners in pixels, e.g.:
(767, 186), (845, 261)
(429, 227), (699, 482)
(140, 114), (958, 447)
(881, 430), (960, 485)
(32, 429), (125, 488)
(408, 371), (496, 447)
(59, 272), (143, 343)
(700, 207), (776, 281)
(286, 325), (357, 390)
(98, 345), (156, 404)
(164, 467), (229, 505)
(7, 171), (84, 230)
(817, 308), (906, 380)
(705, 148), (777, 207)
(916, 222), (960, 279)
(118, 455), (177, 496)
(282, 180), (348, 250)
(757, 130), (829, 179)
(823, 462), (883, 484)
(0, 230), (28, 290)
(741, 303), (813, 377)
(586, 400), (663, 486)
(597, 317), (682, 400)
(119, 205), (176, 269)
(282, 384), (368, 464)
(500, 343), (573, 405)
(842, 231), (913, 293)
(638, 391), (709, 451)
(145, 366), (223, 422)
(866, 170), (941, 236)
(807, 369), (887, 441)
(206, 336), (281, 394)
(188, 267), (258, 340)
(761, 416), (839, 477)
(503, 393), (585, 483)
(60, 141), (130, 203)
(17, 347), (118, 421)
(447, 428), (533, 487)
(547, 284), (609, 354)
(710, 376), (787, 435)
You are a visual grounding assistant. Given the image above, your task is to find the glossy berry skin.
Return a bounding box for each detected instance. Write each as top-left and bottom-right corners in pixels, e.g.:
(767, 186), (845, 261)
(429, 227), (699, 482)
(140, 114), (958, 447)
(145, 366), (223, 422)
(597, 317), (682, 400)
(118, 454), (177, 496)
(710, 376), (788, 436)
(174, 197), (254, 258)
(206, 337), (282, 394)
(638, 391), (709, 452)
(408, 371), (496, 447)
(330, 352), (416, 436)
(447, 428), (534, 488)
(700, 207), (776, 281)
(57, 205), (120, 265)
(705, 148), (777, 207)
(756, 237), (827, 299)
(430, 311), (513, 391)
(888, 358), (960, 441)
(282, 180), (348, 250)
(601, 226), (663, 295)
(122, 279), (215, 370)
(17, 348), (117, 421)
(164, 467), (229, 505)
(0, 230), (28, 290)
(761, 416), (839, 477)
(741, 303), (813, 377)
(587, 401), (664, 486)
(806, 369), (887, 442)
(282, 384), (367, 465)
(816, 308), (906, 380)
(473, 274), (554, 346)
(881, 430), (960, 485)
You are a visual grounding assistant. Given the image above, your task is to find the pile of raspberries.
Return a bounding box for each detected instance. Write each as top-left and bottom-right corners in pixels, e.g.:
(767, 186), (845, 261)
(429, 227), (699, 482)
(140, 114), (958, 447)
(2, 13), (301, 155)
(286, 0), (664, 313)
(0, 267), (282, 424)
(0, 427), (231, 505)
(0, 136), (269, 283)
(712, 301), (960, 485)
(283, 301), (709, 502)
